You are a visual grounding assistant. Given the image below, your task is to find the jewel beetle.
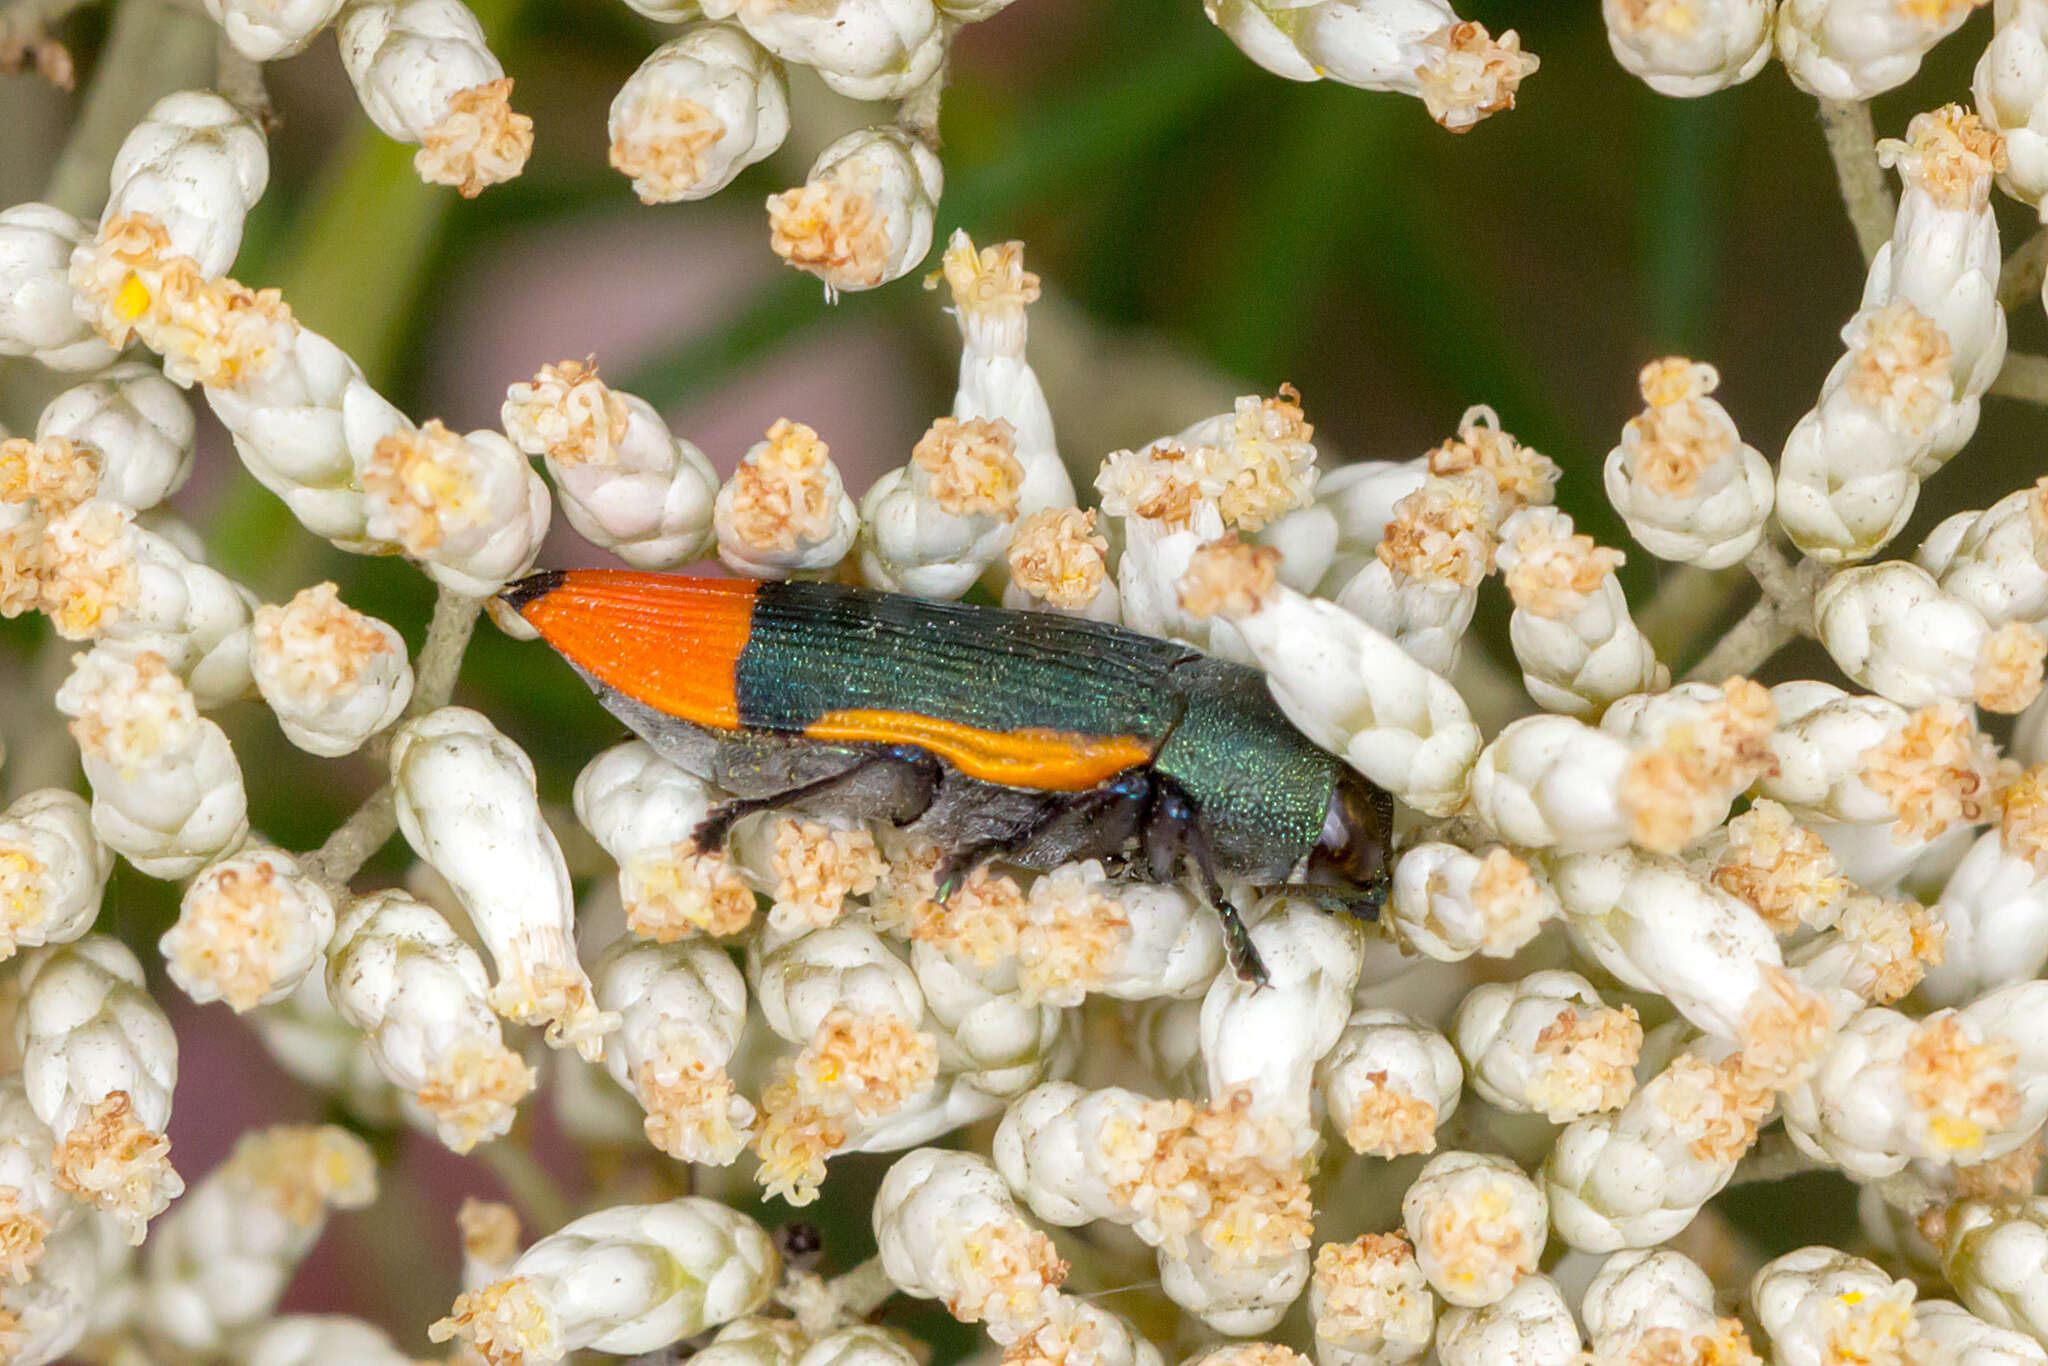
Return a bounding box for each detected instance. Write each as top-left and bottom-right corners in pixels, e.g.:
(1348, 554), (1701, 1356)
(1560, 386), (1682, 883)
(501, 569), (1394, 984)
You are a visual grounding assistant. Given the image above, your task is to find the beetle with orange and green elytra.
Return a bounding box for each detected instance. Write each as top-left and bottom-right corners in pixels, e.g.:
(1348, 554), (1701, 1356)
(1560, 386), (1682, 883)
(503, 568), (1394, 984)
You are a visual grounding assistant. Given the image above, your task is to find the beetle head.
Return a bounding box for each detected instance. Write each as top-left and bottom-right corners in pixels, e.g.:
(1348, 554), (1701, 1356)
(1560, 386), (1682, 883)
(1307, 767), (1395, 919)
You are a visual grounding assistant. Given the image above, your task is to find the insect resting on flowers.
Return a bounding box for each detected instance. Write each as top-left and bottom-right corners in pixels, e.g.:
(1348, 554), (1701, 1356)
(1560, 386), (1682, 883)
(503, 568), (1396, 983)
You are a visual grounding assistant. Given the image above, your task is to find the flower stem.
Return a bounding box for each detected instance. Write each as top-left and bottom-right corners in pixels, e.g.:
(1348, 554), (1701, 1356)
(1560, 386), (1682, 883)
(829, 1255), (899, 1319)
(1683, 596), (1797, 684)
(1990, 351), (2048, 404)
(41, 0), (216, 218)
(1817, 98), (1893, 265)
(2000, 225), (2048, 311)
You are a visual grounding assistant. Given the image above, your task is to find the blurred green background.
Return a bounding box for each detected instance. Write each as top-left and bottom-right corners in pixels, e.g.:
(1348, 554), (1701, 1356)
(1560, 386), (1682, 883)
(0, 0), (2039, 1348)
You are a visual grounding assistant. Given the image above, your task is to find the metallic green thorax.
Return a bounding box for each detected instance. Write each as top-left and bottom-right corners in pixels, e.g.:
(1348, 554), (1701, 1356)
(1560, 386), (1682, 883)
(1154, 656), (1340, 879)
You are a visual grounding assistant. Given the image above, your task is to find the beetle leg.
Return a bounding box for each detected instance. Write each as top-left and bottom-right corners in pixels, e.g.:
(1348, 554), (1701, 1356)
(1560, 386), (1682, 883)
(933, 771), (1151, 900)
(1145, 782), (1269, 986)
(1246, 882), (1385, 921)
(690, 744), (940, 852)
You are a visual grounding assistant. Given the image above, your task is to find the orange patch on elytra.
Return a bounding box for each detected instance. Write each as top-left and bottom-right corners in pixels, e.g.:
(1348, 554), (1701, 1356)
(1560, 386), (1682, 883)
(516, 571), (757, 728)
(805, 708), (1152, 791)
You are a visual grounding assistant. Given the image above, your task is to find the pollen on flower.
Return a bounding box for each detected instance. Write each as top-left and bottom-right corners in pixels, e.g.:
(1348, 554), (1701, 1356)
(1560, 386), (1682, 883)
(166, 859), (294, 1012)
(37, 500), (136, 640)
(1018, 866), (1130, 1007)
(1008, 507), (1109, 609)
(1000, 1302), (1105, 1366)
(253, 582), (396, 705)
(871, 852), (1025, 966)
(1615, 1320), (1765, 1366)
(722, 419), (839, 553)
(416, 78), (534, 198)
(1096, 442), (1218, 530)
(1213, 384), (1317, 531)
(416, 1038), (538, 1154)
(622, 844), (757, 940)
(1897, 0), (1988, 25)
(753, 1080), (846, 1207)
(1651, 1055), (1772, 1165)
(1820, 1280), (1920, 1366)
(487, 962), (617, 1063)
(1414, 22), (1539, 132)
(1500, 507), (1624, 617)
(1861, 704), (2010, 843)
(1974, 621), (2046, 714)
(1739, 966), (1832, 1089)
(791, 1006), (937, 1124)
(430, 1276), (560, 1366)
(1834, 896), (1945, 1006)
(609, 92), (726, 203)
(68, 212), (178, 348)
(765, 816), (884, 933)
(1427, 405), (1558, 512)
(2001, 765), (2048, 868)
(1528, 1004), (1642, 1120)
(1846, 302), (1953, 432)
(364, 420), (490, 555)
(1467, 848), (1552, 954)
(60, 650), (198, 769)
(1879, 104), (2006, 211)
(1378, 473), (1497, 588)
(51, 1091), (179, 1240)
(0, 436), (98, 513)
(1313, 1234), (1432, 1344)
(1620, 747), (1722, 855)
(1714, 798), (1849, 933)
(0, 522), (46, 618)
(501, 358), (630, 466)
(1098, 1089), (1312, 1267)
(1623, 679), (1777, 854)
(0, 1188), (48, 1284)
(1411, 1161), (1538, 1298)
(1902, 1014), (2019, 1154)
(459, 1198), (521, 1269)
(938, 1217), (1069, 1336)
(768, 181), (890, 290)
(1624, 357), (1735, 498)
(932, 233), (1041, 318)
(223, 1123), (378, 1226)
(912, 416), (1024, 519)
(637, 1053), (754, 1164)
(1338, 1076), (1441, 1158)
(1190, 1348), (1308, 1366)
(1178, 535), (1280, 621)
(0, 841), (47, 960)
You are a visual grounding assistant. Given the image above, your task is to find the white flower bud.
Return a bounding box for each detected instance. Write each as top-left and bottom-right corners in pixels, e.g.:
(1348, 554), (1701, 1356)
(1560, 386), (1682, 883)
(715, 419), (859, 576)
(1385, 842), (1557, 961)
(1469, 714), (1727, 856)
(1582, 1248), (1754, 1364)
(799, 1325), (920, 1366)
(251, 582), (413, 756)
(1311, 1233), (1434, 1366)
(1820, 561), (2045, 715)
(1200, 900), (1362, 1134)
(1944, 1198), (2048, 1349)
(1978, 0), (2048, 206)
(728, 810), (883, 935)
(1317, 1008), (1461, 1158)
(1159, 1231), (1312, 1336)
(0, 204), (117, 371)
(1921, 819), (2048, 1007)
(327, 890), (536, 1151)
(205, 0), (347, 57)
(1603, 357), (1773, 567)
(736, 0), (941, 100)
(931, 234), (1073, 525)
(1436, 1274), (1579, 1366)
(593, 937), (756, 1164)
(0, 1078), (73, 1285)
(35, 363), (194, 511)
(0, 1216), (100, 1366)
(1495, 505), (1664, 716)
(336, 0), (534, 195)
(858, 415), (1024, 600)
(1002, 1302), (1162, 1366)
(1544, 1048), (1769, 1252)
(1334, 471), (1490, 675)
(874, 1148), (1068, 1344)
(15, 938), (181, 1240)
(0, 790), (109, 966)
(1206, 0), (1537, 132)
(1776, 0), (1984, 99)
(694, 1317), (808, 1366)
(101, 92), (267, 276)
(573, 740), (754, 941)
(1751, 1247), (1922, 1366)
(162, 846), (335, 1011)
(56, 648), (249, 879)
(1604, 0), (1772, 96)
(910, 939), (1061, 1099)
(768, 128), (942, 295)
(391, 707), (614, 1056)
(1015, 864), (1223, 1003)
(1454, 970), (1641, 1122)
(1759, 681), (1909, 825)
(609, 25), (788, 203)
(363, 419), (550, 597)
(137, 1126), (376, 1355)
(431, 1199), (778, 1364)
(240, 1314), (420, 1366)
(1402, 1151), (1546, 1308)
(1915, 1299), (2048, 1366)
(1916, 477), (2048, 630)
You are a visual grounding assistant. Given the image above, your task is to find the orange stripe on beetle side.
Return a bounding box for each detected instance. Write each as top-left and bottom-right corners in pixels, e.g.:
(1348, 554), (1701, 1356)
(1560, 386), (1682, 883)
(803, 708), (1153, 791)
(515, 571), (757, 729)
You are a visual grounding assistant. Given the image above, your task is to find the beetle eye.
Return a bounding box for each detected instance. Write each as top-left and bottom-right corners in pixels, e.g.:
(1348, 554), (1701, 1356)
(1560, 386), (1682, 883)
(1311, 768), (1395, 898)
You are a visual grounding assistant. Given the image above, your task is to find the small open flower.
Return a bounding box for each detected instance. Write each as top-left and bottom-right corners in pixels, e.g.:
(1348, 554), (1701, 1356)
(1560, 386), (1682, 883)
(768, 127), (942, 295)
(161, 847), (335, 1012)
(715, 419), (859, 576)
(251, 582), (413, 756)
(609, 25), (788, 203)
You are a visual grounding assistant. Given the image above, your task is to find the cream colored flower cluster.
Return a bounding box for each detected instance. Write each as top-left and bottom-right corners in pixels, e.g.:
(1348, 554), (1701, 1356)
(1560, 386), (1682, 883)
(12, 9), (2048, 1366)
